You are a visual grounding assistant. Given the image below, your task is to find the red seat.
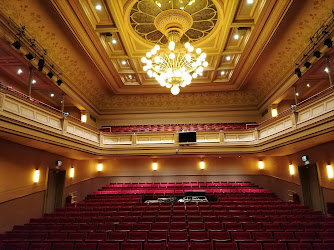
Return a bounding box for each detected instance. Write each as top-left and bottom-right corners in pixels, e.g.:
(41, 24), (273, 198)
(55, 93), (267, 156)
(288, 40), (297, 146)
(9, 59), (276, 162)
(127, 232), (147, 242)
(121, 242), (142, 250)
(191, 242), (213, 250)
(210, 231), (230, 242)
(239, 243), (263, 250)
(133, 224), (151, 232)
(263, 243), (288, 250)
(225, 223), (243, 231)
(108, 232), (127, 242)
(66, 233), (87, 242)
(252, 232), (275, 242)
(287, 243), (313, 250)
(169, 232), (188, 242)
(313, 243), (334, 250)
(189, 232), (209, 242)
(5, 242), (29, 250)
(170, 223), (187, 232)
(143, 242), (166, 250)
(317, 232), (334, 242)
(243, 223), (262, 232)
(294, 232), (321, 243)
(97, 243), (120, 250)
(52, 243), (74, 250)
(215, 242), (238, 250)
(151, 223), (169, 232)
(231, 232), (253, 242)
(188, 223), (205, 231)
(206, 223), (224, 231)
(274, 232), (298, 243)
(74, 243), (97, 250)
(167, 242), (189, 250)
(148, 232), (167, 242)
(86, 232), (107, 242)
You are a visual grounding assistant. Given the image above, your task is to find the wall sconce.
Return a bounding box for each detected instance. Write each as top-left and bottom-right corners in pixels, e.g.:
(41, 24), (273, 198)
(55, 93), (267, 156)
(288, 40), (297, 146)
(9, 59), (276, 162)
(97, 163), (103, 172)
(327, 164), (333, 179)
(152, 162), (158, 171)
(69, 167), (74, 178)
(271, 108), (278, 117)
(200, 160), (205, 170)
(258, 160), (264, 170)
(81, 114), (87, 123)
(289, 164), (295, 176)
(34, 169), (40, 183)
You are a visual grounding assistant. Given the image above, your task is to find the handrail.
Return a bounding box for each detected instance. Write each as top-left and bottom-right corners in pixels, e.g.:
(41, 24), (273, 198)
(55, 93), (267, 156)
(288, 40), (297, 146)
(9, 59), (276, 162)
(258, 85), (334, 129)
(0, 83), (99, 132)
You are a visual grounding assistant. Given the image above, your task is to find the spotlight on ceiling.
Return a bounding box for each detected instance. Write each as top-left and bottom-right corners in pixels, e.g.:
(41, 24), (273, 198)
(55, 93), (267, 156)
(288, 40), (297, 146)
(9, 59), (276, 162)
(95, 4), (102, 10)
(324, 38), (333, 48)
(57, 79), (63, 86)
(12, 41), (21, 49)
(294, 68), (301, 78)
(313, 51), (321, 58)
(47, 71), (54, 79)
(304, 61), (311, 69)
(38, 59), (45, 71)
(25, 53), (34, 61)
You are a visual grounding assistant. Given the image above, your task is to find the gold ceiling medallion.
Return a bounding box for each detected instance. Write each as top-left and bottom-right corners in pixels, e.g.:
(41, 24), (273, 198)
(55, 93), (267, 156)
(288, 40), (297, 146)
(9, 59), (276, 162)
(130, 0), (218, 44)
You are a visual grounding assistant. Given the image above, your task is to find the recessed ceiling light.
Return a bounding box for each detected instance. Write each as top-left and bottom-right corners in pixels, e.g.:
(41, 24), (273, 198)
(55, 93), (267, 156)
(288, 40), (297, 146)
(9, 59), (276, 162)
(155, 1), (161, 7)
(226, 56), (231, 61)
(296, 93), (299, 96)
(121, 60), (127, 65)
(221, 71), (226, 76)
(50, 93), (54, 97)
(247, 0), (254, 4)
(95, 4), (102, 10)
(111, 39), (117, 44)
(32, 79), (36, 84)
(17, 69), (23, 74)
(234, 34), (240, 40)
(128, 75), (132, 79)
(307, 83), (310, 87)
(199, 72), (203, 76)
(324, 67), (329, 73)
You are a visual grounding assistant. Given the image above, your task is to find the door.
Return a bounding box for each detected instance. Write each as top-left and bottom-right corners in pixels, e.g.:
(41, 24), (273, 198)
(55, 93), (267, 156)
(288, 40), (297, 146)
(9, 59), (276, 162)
(298, 163), (325, 213)
(44, 169), (66, 214)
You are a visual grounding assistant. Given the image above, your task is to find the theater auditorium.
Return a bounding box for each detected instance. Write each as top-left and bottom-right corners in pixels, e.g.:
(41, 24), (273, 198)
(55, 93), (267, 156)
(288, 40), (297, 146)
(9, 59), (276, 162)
(0, 0), (334, 249)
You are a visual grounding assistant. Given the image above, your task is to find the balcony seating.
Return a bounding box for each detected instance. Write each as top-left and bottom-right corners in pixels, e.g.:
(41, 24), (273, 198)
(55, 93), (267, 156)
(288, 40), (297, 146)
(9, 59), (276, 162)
(100, 123), (257, 133)
(1, 182), (332, 250)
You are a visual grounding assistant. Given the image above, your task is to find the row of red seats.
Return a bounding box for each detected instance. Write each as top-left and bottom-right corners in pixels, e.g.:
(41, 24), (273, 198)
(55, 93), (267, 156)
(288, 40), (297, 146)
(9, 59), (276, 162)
(2, 230), (334, 243)
(2, 241), (333, 250)
(106, 182), (257, 188)
(29, 215), (333, 224)
(14, 222), (334, 233)
(100, 123), (256, 133)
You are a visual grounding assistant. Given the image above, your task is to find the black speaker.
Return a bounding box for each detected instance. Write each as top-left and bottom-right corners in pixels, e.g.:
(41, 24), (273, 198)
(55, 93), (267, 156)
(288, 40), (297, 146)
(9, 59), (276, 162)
(179, 131), (196, 144)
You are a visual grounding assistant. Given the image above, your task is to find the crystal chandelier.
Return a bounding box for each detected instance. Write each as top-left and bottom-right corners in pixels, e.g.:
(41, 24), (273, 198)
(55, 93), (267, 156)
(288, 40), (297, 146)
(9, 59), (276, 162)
(141, 10), (208, 95)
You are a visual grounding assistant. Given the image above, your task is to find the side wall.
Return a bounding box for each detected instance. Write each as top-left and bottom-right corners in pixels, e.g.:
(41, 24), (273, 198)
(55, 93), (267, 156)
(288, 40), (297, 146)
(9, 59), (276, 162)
(0, 139), (98, 233)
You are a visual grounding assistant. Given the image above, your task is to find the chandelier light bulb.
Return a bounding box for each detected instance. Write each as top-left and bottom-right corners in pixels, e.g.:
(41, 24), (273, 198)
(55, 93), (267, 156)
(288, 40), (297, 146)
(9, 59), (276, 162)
(171, 85), (180, 95)
(169, 41), (175, 50)
(196, 48), (202, 54)
(154, 56), (160, 63)
(155, 65), (160, 71)
(188, 46), (194, 52)
(146, 52), (152, 58)
(141, 57), (147, 63)
(143, 66), (148, 71)
(200, 53), (206, 59)
(203, 61), (208, 67)
(169, 53), (175, 59)
(192, 73), (198, 78)
(154, 45), (160, 50)
(151, 49), (157, 55)
(185, 42), (190, 48)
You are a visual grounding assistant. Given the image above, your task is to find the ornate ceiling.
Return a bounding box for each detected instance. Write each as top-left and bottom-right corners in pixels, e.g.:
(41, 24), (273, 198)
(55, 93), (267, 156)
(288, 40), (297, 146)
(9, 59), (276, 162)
(0, 0), (333, 118)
